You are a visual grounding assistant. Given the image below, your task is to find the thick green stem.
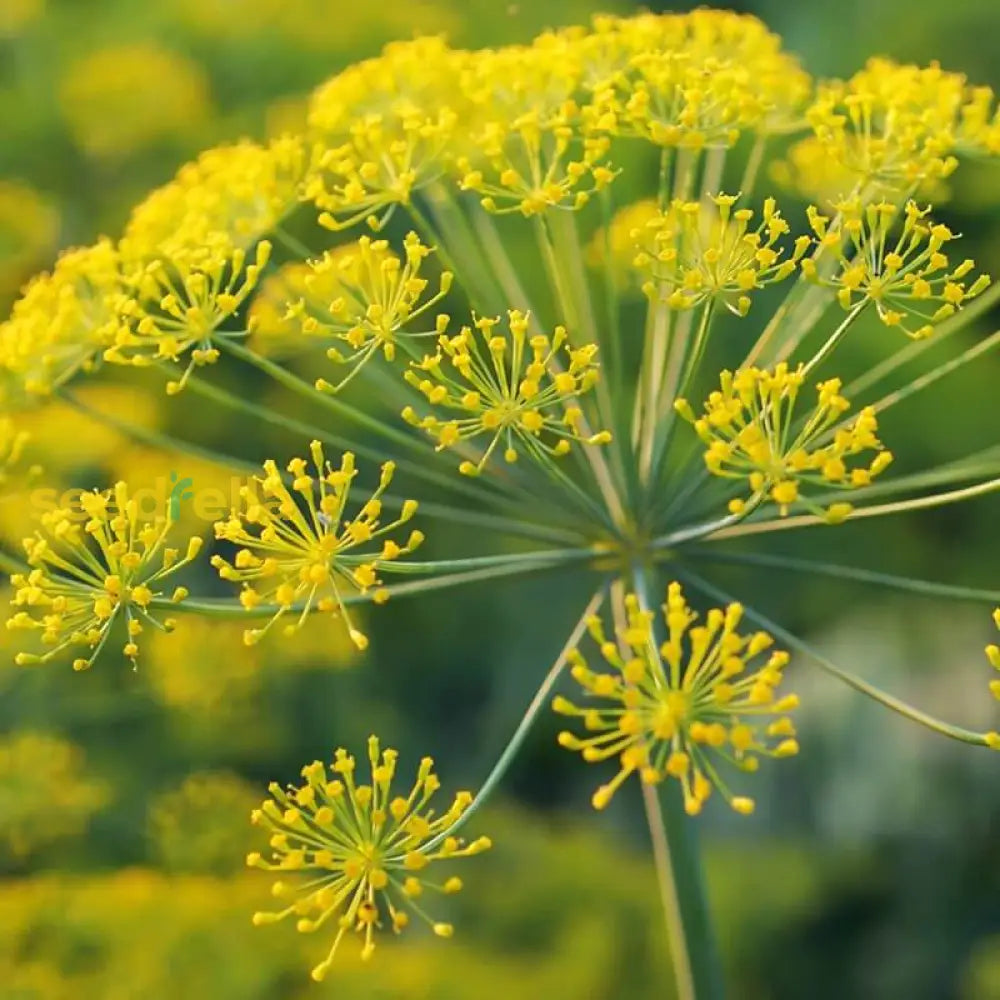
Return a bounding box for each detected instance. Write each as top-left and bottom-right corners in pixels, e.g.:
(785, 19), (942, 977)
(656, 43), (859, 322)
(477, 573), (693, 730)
(629, 570), (725, 1000)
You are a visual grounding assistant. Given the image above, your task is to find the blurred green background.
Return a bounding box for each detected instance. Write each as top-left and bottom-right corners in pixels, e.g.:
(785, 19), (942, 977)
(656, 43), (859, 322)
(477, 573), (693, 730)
(2, 1), (1000, 997)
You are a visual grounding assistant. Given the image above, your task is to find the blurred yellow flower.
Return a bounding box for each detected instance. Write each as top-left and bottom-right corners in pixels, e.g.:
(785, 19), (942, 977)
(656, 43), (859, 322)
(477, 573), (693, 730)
(58, 44), (212, 158)
(0, 732), (109, 859)
(0, 0), (43, 37)
(0, 181), (59, 303)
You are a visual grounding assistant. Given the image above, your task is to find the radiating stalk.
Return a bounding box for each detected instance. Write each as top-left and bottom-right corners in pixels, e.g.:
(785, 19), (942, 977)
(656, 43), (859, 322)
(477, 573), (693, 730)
(629, 569), (725, 1000)
(424, 584), (608, 848)
(677, 565), (997, 748)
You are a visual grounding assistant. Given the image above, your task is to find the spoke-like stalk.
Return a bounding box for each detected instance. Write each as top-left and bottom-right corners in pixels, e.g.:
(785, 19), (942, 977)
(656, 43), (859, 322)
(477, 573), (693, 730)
(686, 547), (1000, 604)
(705, 476), (1000, 541)
(629, 568), (724, 1000)
(423, 583), (608, 848)
(677, 565), (996, 747)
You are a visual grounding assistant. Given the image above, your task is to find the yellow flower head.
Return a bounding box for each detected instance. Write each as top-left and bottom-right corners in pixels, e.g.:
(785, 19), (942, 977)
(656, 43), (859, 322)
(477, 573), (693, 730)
(0, 732), (109, 859)
(0, 240), (125, 395)
(586, 198), (660, 290)
(211, 442), (423, 650)
(676, 364), (893, 520)
(803, 198), (991, 339)
(804, 58), (997, 191)
(106, 241), (271, 394)
(585, 10), (810, 148)
(455, 39), (616, 217)
(247, 736), (492, 979)
(308, 39), (461, 229)
(635, 194), (808, 316)
(402, 310), (611, 475)
(555, 583), (798, 816)
(122, 137), (308, 259)
(7, 481), (202, 671)
(58, 43), (212, 158)
(282, 232), (452, 392)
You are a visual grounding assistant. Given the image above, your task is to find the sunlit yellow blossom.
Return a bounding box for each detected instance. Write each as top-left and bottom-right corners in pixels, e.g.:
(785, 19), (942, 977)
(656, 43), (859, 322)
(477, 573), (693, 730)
(804, 58), (1000, 191)
(282, 232), (452, 392)
(402, 310), (611, 475)
(211, 442), (423, 649)
(0, 240), (125, 394)
(556, 583), (798, 815)
(150, 771), (260, 874)
(635, 194), (808, 315)
(247, 736), (492, 979)
(105, 241), (271, 393)
(584, 10), (810, 147)
(0, 181), (59, 303)
(803, 198), (990, 338)
(6, 481), (202, 670)
(58, 44), (212, 158)
(122, 137), (308, 258)
(308, 39), (462, 229)
(676, 364), (892, 519)
(456, 38), (615, 216)
(0, 732), (109, 859)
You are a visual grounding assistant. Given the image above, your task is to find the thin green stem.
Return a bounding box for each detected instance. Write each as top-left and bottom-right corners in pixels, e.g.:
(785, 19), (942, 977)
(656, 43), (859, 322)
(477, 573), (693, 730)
(686, 547), (1000, 604)
(677, 565), (996, 747)
(423, 583), (609, 848)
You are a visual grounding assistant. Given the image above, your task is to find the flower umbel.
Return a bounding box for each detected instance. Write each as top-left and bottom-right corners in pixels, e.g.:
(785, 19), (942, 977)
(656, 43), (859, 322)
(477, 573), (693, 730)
(555, 583), (799, 816)
(247, 736), (492, 980)
(803, 198), (990, 338)
(211, 443), (423, 650)
(636, 194), (808, 316)
(676, 364), (893, 519)
(402, 310), (611, 475)
(7, 481), (202, 670)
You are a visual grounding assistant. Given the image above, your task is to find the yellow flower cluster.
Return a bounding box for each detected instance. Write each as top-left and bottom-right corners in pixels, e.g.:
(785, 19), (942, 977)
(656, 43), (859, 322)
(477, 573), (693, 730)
(676, 364), (892, 519)
(108, 241), (272, 393)
(211, 443), (423, 650)
(586, 198), (660, 289)
(806, 58), (1000, 191)
(803, 198), (990, 338)
(582, 10), (810, 147)
(0, 732), (109, 859)
(555, 583), (798, 816)
(283, 232), (452, 392)
(402, 310), (610, 475)
(7, 482), (202, 670)
(247, 737), (491, 979)
(0, 239), (125, 395)
(635, 194), (809, 316)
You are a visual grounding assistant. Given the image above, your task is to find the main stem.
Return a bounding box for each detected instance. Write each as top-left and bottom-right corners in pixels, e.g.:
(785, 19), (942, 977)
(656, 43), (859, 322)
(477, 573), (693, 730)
(624, 573), (724, 1000)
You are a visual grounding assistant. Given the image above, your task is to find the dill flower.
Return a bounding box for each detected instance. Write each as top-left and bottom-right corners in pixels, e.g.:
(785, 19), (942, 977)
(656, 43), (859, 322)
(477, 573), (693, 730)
(211, 442), (423, 649)
(555, 583), (798, 816)
(803, 198), (991, 338)
(586, 198), (660, 290)
(0, 732), (109, 859)
(676, 364), (892, 519)
(6, 481), (202, 671)
(635, 194), (809, 315)
(987, 609), (1000, 701)
(57, 44), (212, 158)
(0, 239), (125, 394)
(247, 736), (492, 979)
(402, 310), (611, 474)
(284, 232), (452, 392)
(105, 241), (272, 393)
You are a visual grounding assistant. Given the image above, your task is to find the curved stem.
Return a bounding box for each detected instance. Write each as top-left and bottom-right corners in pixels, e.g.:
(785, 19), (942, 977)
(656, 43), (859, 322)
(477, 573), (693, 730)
(676, 565), (995, 747)
(424, 583), (609, 848)
(686, 547), (1000, 604)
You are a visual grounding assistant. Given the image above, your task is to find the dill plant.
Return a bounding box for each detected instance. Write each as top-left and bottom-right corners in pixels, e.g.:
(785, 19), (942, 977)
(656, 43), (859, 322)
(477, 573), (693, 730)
(2, 9), (1000, 995)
